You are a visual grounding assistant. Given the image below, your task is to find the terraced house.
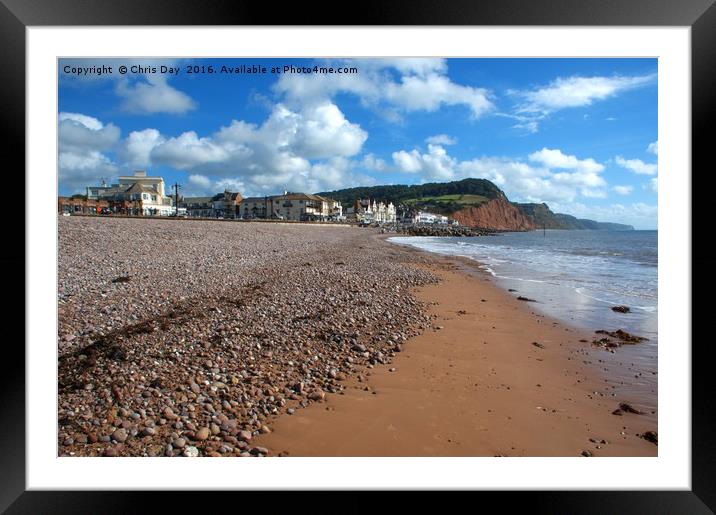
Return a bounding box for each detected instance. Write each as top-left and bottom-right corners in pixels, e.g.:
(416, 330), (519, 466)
(239, 192), (342, 221)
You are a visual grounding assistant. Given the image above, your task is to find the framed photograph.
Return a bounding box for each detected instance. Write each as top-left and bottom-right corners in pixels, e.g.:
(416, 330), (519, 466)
(5, 0), (713, 511)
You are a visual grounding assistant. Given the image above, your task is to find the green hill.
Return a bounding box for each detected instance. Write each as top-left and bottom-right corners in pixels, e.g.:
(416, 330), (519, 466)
(317, 178), (502, 214)
(317, 179), (634, 230)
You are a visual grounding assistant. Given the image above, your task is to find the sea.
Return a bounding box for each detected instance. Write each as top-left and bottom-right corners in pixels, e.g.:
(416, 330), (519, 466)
(390, 230), (657, 338)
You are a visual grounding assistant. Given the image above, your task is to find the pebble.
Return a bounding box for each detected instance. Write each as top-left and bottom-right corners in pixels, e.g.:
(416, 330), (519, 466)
(195, 427), (210, 441)
(183, 446), (199, 457)
(250, 446), (269, 456)
(111, 428), (128, 443)
(57, 218), (437, 456)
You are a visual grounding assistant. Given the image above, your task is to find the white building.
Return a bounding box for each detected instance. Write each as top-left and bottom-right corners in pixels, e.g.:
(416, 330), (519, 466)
(414, 211), (448, 224)
(239, 192), (342, 221)
(87, 171), (174, 216)
(355, 199), (396, 224)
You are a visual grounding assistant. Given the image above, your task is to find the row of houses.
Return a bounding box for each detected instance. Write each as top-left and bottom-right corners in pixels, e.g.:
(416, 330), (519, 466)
(59, 171), (344, 222)
(59, 171), (455, 226)
(238, 192), (342, 221)
(59, 171), (174, 216)
(347, 199), (397, 224)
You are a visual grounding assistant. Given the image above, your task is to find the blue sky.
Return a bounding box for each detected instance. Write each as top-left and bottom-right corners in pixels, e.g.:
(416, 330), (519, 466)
(58, 58), (658, 228)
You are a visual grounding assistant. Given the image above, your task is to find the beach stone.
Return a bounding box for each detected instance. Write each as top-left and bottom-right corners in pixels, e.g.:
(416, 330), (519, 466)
(111, 428), (128, 442)
(238, 430), (252, 442)
(308, 390), (326, 401)
(142, 427), (156, 437)
(183, 446), (199, 457)
(195, 427), (210, 440)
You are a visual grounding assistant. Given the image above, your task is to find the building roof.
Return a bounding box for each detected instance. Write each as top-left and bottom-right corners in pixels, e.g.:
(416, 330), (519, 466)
(180, 196), (213, 206)
(124, 183), (157, 194)
(240, 196), (271, 203)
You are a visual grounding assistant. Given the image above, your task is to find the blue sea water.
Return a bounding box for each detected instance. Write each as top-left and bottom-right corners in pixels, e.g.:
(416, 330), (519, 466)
(390, 230), (658, 342)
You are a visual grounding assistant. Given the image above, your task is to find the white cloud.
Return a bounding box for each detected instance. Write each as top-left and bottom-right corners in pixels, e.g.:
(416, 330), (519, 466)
(615, 156), (658, 175)
(528, 148), (604, 173)
(188, 174), (213, 190)
(58, 112), (121, 192)
(274, 59), (493, 120)
(120, 129), (165, 167)
(384, 73), (493, 118)
(58, 112), (120, 153)
(647, 141), (658, 155)
(106, 101), (371, 196)
(391, 145), (608, 203)
(650, 177), (658, 192)
(151, 131), (230, 169)
(613, 185), (634, 195)
(116, 75), (196, 115)
(61, 59), (197, 115)
(392, 149), (424, 173)
(360, 153), (387, 171)
(425, 134), (457, 145)
(508, 73), (655, 132)
(517, 74), (656, 114)
(59, 150), (118, 193)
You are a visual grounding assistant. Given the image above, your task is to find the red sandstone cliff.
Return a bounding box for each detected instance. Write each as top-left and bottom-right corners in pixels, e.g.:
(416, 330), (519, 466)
(452, 196), (536, 231)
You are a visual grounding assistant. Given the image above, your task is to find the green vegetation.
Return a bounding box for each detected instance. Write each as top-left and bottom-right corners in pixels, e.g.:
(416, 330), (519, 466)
(317, 178), (503, 209)
(316, 178), (634, 230)
(403, 194), (490, 205)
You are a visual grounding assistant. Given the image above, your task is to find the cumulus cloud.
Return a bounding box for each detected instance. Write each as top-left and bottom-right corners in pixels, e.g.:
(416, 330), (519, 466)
(116, 75), (196, 115)
(58, 112), (120, 153)
(425, 134), (457, 145)
(360, 153), (387, 171)
(528, 148), (604, 173)
(613, 185), (634, 195)
(108, 101), (370, 196)
(151, 131), (231, 169)
(615, 156), (658, 175)
(274, 59), (493, 120)
(391, 145), (608, 203)
(120, 129), (165, 167)
(650, 177), (658, 192)
(58, 112), (121, 192)
(647, 141), (658, 155)
(60, 59), (197, 115)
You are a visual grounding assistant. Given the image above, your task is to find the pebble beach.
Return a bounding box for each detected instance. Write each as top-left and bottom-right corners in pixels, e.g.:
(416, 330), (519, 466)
(58, 217), (437, 457)
(58, 216), (657, 457)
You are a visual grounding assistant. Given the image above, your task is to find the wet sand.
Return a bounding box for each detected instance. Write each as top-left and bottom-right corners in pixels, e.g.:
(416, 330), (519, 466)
(255, 255), (658, 457)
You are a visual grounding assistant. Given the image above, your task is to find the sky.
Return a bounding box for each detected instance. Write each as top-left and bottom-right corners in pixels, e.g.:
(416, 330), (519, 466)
(58, 58), (658, 229)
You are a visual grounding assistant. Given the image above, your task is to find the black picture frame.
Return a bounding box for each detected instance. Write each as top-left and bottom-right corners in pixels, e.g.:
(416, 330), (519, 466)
(3, 0), (713, 512)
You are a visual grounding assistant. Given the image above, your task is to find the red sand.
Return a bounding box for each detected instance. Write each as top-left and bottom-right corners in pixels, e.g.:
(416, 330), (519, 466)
(254, 258), (657, 457)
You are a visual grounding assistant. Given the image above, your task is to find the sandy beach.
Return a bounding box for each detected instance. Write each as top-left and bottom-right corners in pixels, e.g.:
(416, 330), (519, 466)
(255, 249), (658, 457)
(57, 217), (657, 457)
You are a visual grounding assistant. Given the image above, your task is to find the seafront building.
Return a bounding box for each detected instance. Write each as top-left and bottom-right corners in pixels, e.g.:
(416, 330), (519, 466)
(179, 190), (243, 218)
(59, 174), (344, 222)
(414, 211), (449, 224)
(352, 199), (396, 224)
(82, 171), (175, 216)
(239, 192), (342, 221)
